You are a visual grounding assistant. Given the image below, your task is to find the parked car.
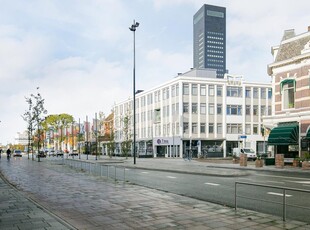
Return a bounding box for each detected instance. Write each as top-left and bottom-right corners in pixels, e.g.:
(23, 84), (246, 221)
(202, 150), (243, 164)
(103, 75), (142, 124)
(48, 150), (56, 157)
(56, 151), (64, 157)
(13, 150), (23, 157)
(37, 151), (47, 158)
(69, 150), (79, 156)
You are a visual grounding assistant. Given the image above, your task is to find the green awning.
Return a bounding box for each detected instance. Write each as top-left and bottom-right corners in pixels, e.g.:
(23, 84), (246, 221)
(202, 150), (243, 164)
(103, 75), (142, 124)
(267, 124), (299, 145)
(280, 78), (296, 93)
(305, 127), (310, 140)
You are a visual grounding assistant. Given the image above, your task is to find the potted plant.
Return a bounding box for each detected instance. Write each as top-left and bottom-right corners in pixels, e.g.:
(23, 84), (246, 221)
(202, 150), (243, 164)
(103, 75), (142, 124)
(301, 153), (310, 170)
(293, 157), (301, 167)
(255, 155), (264, 167)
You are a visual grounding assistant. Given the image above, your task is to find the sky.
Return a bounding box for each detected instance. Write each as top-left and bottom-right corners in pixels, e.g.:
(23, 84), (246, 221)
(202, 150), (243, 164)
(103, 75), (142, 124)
(0, 0), (310, 145)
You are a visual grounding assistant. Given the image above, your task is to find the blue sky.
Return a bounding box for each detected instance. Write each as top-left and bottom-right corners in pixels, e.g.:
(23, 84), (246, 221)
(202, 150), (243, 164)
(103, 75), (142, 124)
(0, 0), (310, 145)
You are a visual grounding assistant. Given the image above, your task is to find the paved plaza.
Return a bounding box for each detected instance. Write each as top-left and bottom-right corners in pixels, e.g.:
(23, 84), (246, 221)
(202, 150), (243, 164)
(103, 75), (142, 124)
(0, 156), (309, 229)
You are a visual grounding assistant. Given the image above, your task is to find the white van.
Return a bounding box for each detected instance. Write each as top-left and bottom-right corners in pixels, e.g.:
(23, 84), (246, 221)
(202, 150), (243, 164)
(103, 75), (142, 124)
(233, 148), (257, 160)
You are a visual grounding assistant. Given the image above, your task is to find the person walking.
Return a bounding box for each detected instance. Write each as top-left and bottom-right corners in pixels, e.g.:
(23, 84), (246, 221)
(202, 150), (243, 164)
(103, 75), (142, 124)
(0, 148), (2, 159)
(6, 148), (11, 160)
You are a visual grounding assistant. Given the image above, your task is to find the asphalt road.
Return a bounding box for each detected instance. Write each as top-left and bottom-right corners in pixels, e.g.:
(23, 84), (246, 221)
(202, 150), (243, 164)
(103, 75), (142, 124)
(114, 167), (310, 223)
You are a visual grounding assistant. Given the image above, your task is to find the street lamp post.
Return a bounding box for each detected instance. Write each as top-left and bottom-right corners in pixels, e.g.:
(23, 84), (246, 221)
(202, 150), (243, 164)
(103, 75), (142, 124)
(129, 20), (139, 165)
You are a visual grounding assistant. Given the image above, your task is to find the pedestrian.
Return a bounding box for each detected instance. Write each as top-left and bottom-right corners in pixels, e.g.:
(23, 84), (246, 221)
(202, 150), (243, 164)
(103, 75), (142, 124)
(0, 148), (2, 159)
(6, 148), (11, 160)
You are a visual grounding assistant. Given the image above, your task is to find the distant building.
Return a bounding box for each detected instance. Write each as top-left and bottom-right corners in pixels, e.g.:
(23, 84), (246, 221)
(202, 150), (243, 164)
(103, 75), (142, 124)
(265, 27), (310, 158)
(14, 131), (29, 145)
(193, 4), (226, 78)
(114, 68), (271, 158)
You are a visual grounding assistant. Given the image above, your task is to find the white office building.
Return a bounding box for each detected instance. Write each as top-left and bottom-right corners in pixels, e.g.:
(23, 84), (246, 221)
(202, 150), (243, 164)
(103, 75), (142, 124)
(113, 69), (272, 158)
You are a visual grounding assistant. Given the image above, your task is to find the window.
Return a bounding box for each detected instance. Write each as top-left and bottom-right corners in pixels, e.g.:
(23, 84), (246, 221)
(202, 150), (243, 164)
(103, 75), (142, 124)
(192, 103), (198, 114)
(192, 84), (198, 96)
(246, 124), (251, 134)
(209, 103), (214, 115)
(268, 106), (272, 116)
(209, 123), (214, 134)
(183, 83), (189, 95)
(253, 124), (258, 135)
(268, 88), (272, 99)
(226, 105), (242, 115)
(192, 123), (197, 134)
(200, 123), (206, 133)
(176, 84), (179, 96)
(217, 123), (222, 134)
(183, 122), (189, 133)
(183, 103), (189, 113)
(200, 103), (206, 114)
(217, 85), (222, 97)
(253, 88), (258, 98)
(209, 85), (215, 96)
(261, 88), (266, 99)
(253, 105), (258, 116)
(171, 86), (175, 97)
(245, 87), (251, 98)
(227, 86), (242, 97)
(261, 105), (266, 116)
(246, 105), (251, 115)
(200, 85), (206, 96)
(176, 103), (179, 115)
(147, 94), (153, 105)
(217, 104), (222, 115)
(282, 80), (295, 109)
(154, 109), (161, 123)
(227, 123), (242, 134)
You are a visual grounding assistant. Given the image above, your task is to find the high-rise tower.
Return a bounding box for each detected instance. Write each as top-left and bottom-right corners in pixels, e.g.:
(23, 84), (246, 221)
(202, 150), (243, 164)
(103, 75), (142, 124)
(193, 4), (226, 78)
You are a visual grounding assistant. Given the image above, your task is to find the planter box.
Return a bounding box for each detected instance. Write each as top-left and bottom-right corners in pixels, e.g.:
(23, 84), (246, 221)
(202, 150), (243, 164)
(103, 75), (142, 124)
(302, 161), (310, 170)
(255, 159), (264, 167)
(292, 160), (300, 167)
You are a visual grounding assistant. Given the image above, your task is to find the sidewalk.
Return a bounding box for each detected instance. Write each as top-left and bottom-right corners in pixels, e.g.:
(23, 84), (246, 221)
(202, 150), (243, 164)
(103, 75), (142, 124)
(0, 157), (309, 229)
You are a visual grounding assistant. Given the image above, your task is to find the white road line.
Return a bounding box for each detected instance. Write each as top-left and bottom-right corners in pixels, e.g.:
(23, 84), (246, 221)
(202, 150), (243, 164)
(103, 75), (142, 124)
(125, 168), (130, 171)
(257, 174), (310, 180)
(264, 181), (285, 184)
(267, 192), (292, 197)
(290, 181), (310, 184)
(167, 176), (176, 179)
(141, 172), (149, 174)
(204, 182), (220, 186)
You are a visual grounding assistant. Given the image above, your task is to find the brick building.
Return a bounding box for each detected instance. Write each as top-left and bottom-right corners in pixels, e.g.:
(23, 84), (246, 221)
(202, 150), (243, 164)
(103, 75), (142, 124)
(264, 27), (310, 159)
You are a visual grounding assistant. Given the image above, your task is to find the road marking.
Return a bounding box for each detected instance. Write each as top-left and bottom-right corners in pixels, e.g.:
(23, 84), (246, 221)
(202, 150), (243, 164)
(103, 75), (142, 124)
(265, 181), (285, 184)
(290, 181), (310, 184)
(267, 192), (292, 197)
(141, 172), (149, 174)
(257, 174), (310, 181)
(167, 176), (176, 179)
(125, 168), (130, 171)
(204, 182), (220, 186)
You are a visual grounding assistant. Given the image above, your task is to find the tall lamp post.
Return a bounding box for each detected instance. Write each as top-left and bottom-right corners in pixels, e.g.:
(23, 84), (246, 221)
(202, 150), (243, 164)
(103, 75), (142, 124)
(129, 20), (139, 165)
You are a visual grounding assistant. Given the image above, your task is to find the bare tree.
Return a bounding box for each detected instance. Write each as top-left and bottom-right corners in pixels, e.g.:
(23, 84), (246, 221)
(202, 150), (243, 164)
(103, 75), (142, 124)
(121, 109), (132, 159)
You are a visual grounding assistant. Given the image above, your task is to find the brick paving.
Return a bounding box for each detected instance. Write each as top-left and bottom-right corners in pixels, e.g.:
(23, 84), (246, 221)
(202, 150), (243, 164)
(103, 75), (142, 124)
(0, 157), (309, 230)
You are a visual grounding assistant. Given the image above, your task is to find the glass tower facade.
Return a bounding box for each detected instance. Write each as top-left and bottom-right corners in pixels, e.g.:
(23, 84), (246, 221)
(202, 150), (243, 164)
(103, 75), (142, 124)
(193, 4), (226, 78)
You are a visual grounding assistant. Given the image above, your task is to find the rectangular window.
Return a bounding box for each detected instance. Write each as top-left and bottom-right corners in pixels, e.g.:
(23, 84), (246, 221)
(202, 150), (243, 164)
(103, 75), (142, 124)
(192, 84), (198, 96)
(209, 85), (215, 96)
(217, 123), (222, 134)
(183, 83), (189, 95)
(253, 124), (258, 135)
(245, 87), (251, 98)
(200, 103), (206, 114)
(217, 104), (222, 115)
(200, 85), (206, 96)
(176, 84), (179, 96)
(217, 85), (222, 97)
(227, 86), (242, 97)
(192, 123), (197, 134)
(261, 105), (266, 116)
(268, 88), (272, 99)
(200, 123), (206, 133)
(183, 103), (189, 113)
(209, 103), (214, 115)
(226, 105), (242, 115)
(209, 123), (214, 134)
(246, 105), (251, 115)
(246, 124), (251, 135)
(261, 88), (266, 99)
(268, 106), (272, 116)
(282, 81), (295, 109)
(253, 88), (258, 98)
(171, 85), (175, 97)
(227, 123), (242, 134)
(183, 122), (189, 134)
(192, 103), (198, 114)
(253, 105), (258, 116)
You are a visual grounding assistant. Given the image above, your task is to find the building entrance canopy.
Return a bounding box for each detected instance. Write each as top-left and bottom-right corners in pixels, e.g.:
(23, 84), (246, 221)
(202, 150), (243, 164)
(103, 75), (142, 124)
(267, 124), (299, 145)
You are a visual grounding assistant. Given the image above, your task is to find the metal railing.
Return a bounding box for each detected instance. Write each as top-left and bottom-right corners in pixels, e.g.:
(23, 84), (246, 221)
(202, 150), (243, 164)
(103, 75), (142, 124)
(235, 181), (310, 221)
(63, 159), (126, 183)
